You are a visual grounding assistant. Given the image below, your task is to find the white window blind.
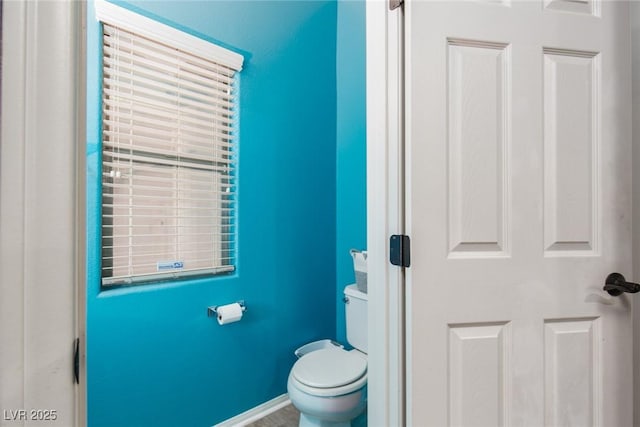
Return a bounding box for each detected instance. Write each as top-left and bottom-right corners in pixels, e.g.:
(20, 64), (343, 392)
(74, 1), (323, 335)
(99, 15), (242, 286)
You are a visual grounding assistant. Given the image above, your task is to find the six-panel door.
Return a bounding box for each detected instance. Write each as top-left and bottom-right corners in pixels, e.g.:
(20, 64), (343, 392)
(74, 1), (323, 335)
(406, 1), (632, 425)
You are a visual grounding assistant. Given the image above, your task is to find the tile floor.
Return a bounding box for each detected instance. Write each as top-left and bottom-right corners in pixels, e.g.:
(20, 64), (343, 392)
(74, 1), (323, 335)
(245, 403), (367, 427)
(246, 404), (300, 427)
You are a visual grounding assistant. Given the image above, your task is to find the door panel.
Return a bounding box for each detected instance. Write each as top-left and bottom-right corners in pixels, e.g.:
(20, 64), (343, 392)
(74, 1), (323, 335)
(543, 318), (600, 426)
(448, 322), (511, 427)
(543, 49), (599, 255)
(447, 40), (509, 256)
(406, 1), (632, 426)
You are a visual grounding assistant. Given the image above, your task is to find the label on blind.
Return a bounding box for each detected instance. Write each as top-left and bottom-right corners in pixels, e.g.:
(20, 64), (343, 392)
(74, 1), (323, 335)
(157, 261), (185, 271)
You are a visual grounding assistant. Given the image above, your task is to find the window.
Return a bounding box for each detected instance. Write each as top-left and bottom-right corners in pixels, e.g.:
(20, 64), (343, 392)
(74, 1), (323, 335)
(97, 1), (243, 286)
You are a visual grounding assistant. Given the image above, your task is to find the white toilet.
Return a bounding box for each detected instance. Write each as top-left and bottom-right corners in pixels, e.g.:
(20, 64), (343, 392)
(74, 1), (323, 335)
(287, 284), (368, 427)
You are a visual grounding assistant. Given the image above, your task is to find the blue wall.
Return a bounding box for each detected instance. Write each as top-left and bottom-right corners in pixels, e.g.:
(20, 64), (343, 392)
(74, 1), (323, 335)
(86, 1), (337, 426)
(335, 0), (366, 344)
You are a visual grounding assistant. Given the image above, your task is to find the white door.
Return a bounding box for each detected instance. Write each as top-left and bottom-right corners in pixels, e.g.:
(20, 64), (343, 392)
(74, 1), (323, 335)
(0, 1), (83, 426)
(406, 1), (632, 426)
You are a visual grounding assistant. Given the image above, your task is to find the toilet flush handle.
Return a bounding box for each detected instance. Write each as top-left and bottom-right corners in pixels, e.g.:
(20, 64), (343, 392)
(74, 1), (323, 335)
(343, 296), (350, 304)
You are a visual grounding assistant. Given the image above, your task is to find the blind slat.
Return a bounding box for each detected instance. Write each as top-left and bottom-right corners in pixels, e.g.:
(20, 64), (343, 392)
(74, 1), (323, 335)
(102, 204), (234, 212)
(103, 100), (234, 133)
(104, 109), (235, 139)
(103, 44), (236, 93)
(103, 121), (234, 149)
(103, 87), (235, 127)
(103, 84), (235, 123)
(103, 90), (235, 129)
(104, 97), (234, 126)
(102, 260), (236, 269)
(103, 140), (233, 167)
(101, 266), (235, 286)
(103, 65), (236, 108)
(103, 193), (234, 204)
(102, 160), (235, 175)
(102, 174), (234, 190)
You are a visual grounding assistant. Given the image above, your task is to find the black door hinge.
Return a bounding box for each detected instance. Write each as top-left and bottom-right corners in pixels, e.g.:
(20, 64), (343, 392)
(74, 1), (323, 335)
(389, 0), (403, 10)
(73, 337), (80, 384)
(390, 235), (410, 267)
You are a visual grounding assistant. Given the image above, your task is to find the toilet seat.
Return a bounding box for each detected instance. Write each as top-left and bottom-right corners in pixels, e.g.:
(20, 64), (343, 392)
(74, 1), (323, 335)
(290, 347), (367, 398)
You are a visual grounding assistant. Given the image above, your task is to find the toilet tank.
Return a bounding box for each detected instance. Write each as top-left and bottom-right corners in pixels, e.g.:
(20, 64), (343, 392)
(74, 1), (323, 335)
(344, 284), (368, 353)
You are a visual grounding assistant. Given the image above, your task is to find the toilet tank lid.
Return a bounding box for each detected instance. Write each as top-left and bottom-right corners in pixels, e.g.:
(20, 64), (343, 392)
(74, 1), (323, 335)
(344, 284), (368, 300)
(292, 347), (367, 389)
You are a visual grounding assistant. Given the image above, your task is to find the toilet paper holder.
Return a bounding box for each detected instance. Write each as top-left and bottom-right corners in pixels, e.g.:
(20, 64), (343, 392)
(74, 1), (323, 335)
(207, 300), (246, 317)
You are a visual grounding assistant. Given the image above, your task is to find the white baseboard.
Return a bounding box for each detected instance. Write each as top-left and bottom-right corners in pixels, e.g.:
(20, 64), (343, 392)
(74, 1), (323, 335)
(214, 394), (291, 427)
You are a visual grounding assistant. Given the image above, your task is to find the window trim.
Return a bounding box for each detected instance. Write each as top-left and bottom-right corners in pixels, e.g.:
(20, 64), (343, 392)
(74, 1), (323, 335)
(95, 0), (243, 72)
(96, 1), (243, 286)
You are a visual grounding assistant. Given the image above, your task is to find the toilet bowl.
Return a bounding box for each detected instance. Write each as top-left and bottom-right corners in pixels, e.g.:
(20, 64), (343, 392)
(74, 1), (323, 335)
(288, 285), (368, 427)
(287, 346), (367, 427)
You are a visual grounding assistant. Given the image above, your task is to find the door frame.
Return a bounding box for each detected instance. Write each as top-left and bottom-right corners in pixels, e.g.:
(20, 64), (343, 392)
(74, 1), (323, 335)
(0, 1), (86, 425)
(632, 3), (640, 425)
(366, 1), (405, 425)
